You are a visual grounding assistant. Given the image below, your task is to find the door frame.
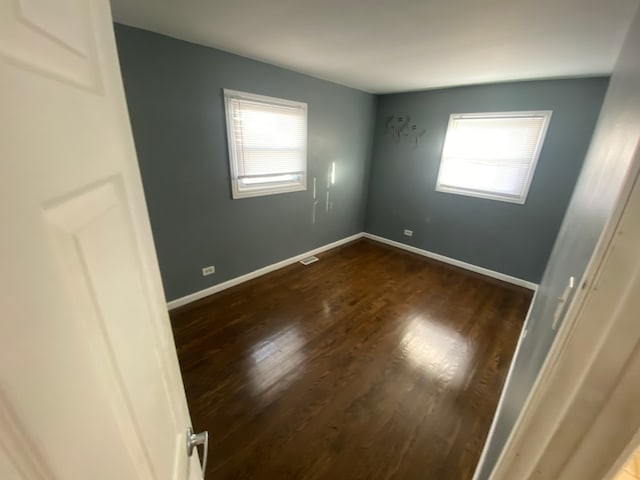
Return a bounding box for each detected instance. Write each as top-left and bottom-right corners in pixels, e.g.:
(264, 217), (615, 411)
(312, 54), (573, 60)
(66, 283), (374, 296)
(489, 141), (640, 479)
(0, 1), (200, 477)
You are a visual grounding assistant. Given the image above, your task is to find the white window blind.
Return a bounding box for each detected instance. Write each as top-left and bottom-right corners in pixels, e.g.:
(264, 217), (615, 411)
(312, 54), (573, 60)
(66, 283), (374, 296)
(224, 89), (307, 199)
(436, 111), (552, 204)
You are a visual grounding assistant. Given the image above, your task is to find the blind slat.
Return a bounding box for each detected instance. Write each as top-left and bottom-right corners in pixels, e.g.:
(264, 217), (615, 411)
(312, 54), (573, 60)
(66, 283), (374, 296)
(437, 112), (551, 201)
(229, 97), (307, 178)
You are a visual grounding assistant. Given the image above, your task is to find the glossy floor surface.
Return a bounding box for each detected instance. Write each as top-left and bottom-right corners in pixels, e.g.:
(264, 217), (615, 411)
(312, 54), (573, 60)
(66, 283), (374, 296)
(170, 239), (533, 479)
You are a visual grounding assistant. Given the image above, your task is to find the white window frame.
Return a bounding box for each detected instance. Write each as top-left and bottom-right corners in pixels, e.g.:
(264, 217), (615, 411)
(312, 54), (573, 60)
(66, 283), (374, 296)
(223, 89), (308, 199)
(435, 110), (552, 204)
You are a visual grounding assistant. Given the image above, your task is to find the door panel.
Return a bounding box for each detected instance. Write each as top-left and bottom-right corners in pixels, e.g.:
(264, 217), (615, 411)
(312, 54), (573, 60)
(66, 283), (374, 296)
(0, 0), (198, 478)
(0, 0), (99, 88)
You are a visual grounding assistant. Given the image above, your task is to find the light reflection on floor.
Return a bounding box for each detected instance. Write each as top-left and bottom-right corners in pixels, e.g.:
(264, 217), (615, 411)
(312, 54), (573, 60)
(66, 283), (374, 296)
(400, 315), (472, 388)
(249, 325), (305, 400)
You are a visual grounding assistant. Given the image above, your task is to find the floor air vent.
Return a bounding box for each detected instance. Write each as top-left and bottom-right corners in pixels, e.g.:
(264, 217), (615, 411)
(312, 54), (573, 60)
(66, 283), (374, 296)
(300, 256), (319, 265)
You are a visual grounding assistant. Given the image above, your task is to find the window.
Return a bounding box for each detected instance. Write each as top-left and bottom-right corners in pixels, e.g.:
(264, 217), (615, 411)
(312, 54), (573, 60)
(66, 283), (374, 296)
(436, 111), (552, 204)
(224, 89), (307, 199)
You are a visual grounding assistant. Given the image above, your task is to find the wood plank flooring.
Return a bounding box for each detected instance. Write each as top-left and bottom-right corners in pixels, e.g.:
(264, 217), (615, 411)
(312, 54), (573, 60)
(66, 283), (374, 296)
(170, 239), (533, 479)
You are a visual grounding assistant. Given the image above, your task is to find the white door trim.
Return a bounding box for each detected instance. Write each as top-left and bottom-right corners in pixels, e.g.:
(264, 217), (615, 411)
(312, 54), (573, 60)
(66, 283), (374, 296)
(0, 1), (198, 477)
(489, 143), (640, 480)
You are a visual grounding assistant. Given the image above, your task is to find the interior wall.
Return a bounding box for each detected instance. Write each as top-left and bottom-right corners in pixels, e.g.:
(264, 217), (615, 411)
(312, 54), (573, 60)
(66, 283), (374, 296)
(114, 24), (376, 302)
(477, 8), (640, 479)
(365, 79), (608, 283)
(113, 19), (634, 479)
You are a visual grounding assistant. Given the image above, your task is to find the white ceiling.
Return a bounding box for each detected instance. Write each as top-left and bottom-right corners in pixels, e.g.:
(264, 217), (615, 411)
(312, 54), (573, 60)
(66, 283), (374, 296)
(110, 0), (639, 94)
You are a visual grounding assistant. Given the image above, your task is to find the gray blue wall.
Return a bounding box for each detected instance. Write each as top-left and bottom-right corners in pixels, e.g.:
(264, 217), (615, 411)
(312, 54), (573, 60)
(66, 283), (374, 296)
(365, 79), (608, 283)
(114, 21), (629, 479)
(476, 10), (640, 479)
(114, 24), (376, 302)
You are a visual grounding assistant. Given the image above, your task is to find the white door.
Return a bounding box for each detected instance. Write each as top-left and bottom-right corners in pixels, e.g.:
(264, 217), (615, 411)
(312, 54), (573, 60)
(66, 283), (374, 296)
(0, 1), (202, 479)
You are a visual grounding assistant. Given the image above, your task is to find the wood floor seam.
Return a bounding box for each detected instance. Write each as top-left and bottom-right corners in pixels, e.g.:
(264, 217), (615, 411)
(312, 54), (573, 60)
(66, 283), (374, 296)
(171, 239), (532, 479)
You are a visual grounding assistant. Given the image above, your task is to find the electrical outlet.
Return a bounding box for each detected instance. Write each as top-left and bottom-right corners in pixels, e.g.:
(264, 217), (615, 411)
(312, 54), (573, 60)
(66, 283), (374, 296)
(202, 266), (215, 276)
(403, 229), (413, 237)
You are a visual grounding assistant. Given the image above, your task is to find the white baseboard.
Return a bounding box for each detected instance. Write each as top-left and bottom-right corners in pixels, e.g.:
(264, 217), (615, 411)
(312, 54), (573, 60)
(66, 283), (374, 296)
(361, 232), (538, 480)
(167, 230), (538, 475)
(167, 233), (364, 310)
(362, 233), (538, 291)
(470, 288), (538, 480)
(167, 231), (538, 310)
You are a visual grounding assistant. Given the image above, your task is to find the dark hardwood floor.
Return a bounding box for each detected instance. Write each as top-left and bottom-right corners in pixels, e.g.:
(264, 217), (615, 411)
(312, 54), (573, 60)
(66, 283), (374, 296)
(170, 239), (532, 479)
